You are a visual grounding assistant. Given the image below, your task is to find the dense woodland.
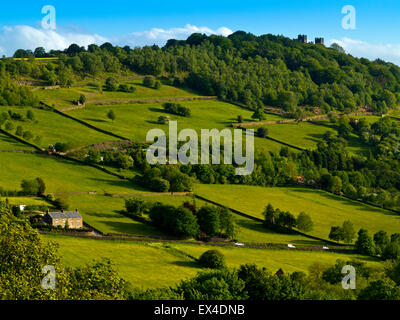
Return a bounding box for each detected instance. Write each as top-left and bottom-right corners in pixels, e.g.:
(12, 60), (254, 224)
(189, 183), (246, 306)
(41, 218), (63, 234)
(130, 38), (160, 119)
(4, 30), (400, 114)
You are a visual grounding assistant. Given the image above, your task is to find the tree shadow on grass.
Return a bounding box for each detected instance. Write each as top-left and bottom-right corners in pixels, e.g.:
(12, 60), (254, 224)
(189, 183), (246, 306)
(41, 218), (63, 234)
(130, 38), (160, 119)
(83, 118), (108, 123)
(98, 219), (161, 235)
(148, 107), (167, 114)
(88, 177), (149, 192)
(170, 260), (201, 269)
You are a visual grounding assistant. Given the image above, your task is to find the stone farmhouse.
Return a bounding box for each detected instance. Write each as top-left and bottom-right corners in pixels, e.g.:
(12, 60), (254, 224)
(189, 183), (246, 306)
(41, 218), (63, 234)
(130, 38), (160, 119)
(45, 209), (83, 229)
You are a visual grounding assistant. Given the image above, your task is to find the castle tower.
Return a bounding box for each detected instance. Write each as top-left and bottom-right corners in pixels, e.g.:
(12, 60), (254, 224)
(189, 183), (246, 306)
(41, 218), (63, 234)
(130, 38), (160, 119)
(297, 34), (307, 43)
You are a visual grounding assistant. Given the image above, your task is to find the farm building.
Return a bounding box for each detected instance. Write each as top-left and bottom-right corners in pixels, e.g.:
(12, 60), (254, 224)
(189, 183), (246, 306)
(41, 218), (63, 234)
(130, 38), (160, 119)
(45, 209), (83, 229)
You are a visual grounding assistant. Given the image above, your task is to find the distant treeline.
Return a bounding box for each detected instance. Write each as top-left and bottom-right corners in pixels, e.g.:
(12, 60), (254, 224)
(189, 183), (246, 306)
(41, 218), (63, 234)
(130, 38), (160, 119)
(4, 30), (400, 114)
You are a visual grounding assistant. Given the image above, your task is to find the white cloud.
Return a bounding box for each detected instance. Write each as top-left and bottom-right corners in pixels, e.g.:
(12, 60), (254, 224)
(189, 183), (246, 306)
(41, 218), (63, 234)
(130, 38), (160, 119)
(328, 37), (400, 66)
(114, 24), (233, 47)
(0, 24), (233, 57)
(0, 25), (107, 56)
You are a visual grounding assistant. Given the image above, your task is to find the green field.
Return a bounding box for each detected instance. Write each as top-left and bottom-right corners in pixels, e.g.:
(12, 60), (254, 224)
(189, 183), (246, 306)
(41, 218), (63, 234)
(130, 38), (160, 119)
(42, 234), (200, 289)
(0, 152), (146, 194)
(43, 234), (381, 289)
(35, 80), (200, 110)
(65, 192), (321, 245)
(3, 106), (118, 149)
(249, 122), (337, 150)
(195, 184), (400, 241)
(306, 119), (371, 157)
(2, 196), (49, 207)
(67, 100), (287, 153)
(169, 243), (381, 273)
(0, 132), (34, 151)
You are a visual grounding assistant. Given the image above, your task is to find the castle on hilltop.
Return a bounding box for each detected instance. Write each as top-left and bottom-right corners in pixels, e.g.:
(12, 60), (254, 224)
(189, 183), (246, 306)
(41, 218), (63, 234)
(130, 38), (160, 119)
(297, 34), (324, 45)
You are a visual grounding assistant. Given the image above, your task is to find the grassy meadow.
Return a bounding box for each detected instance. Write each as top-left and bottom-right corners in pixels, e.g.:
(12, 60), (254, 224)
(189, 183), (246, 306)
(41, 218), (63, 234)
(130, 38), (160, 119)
(0, 132), (35, 150)
(0, 152), (146, 194)
(43, 234), (381, 289)
(67, 99), (287, 153)
(3, 106), (118, 149)
(195, 184), (400, 241)
(249, 121), (337, 150)
(35, 80), (200, 109)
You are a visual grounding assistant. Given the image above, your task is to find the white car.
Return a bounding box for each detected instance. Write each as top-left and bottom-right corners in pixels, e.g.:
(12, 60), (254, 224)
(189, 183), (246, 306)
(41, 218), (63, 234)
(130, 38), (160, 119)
(322, 246), (329, 250)
(287, 244), (296, 249)
(234, 242), (245, 247)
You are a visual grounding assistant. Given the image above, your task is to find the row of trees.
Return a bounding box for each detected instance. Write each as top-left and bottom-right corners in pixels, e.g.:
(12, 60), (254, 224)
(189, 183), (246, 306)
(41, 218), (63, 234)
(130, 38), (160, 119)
(163, 102), (191, 117)
(125, 199), (236, 239)
(263, 203), (314, 233)
(354, 228), (400, 260)
(8, 29), (400, 114)
(134, 259), (400, 300)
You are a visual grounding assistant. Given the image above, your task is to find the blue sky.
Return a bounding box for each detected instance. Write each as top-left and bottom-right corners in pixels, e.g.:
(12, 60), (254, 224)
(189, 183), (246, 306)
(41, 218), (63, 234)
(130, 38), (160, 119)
(1, 0), (400, 64)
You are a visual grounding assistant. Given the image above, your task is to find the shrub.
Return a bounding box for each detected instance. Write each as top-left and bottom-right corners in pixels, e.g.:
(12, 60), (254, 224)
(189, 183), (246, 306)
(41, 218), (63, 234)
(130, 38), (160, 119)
(257, 127), (269, 138)
(163, 102), (191, 117)
(150, 178), (170, 192)
(154, 80), (162, 89)
(296, 212), (313, 232)
(149, 204), (199, 238)
(119, 84), (136, 93)
(4, 121), (14, 131)
(199, 250), (226, 269)
(79, 94), (86, 105)
(15, 126), (23, 136)
(158, 115), (169, 124)
(125, 198), (147, 216)
(22, 131), (33, 141)
(105, 77), (118, 91)
(143, 76), (155, 88)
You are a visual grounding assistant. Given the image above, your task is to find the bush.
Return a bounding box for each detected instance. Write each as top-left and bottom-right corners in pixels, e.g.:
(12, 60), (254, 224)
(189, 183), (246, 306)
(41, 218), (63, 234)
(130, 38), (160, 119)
(163, 102), (191, 117)
(199, 250), (226, 269)
(143, 76), (155, 88)
(105, 77), (118, 91)
(149, 204), (199, 238)
(154, 80), (162, 89)
(119, 84), (136, 93)
(296, 212), (313, 232)
(79, 94), (86, 105)
(15, 126), (23, 136)
(197, 206), (220, 237)
(150, 178), (170, 192)
(257, 127), (269, 138)
(158, 115), (169, 124)
(22, 131), (33, 141)
(125, 198), (147, 216)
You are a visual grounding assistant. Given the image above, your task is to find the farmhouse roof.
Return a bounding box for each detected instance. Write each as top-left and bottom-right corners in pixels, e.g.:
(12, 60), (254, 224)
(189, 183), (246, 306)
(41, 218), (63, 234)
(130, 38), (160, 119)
(47, 210), (82, 219)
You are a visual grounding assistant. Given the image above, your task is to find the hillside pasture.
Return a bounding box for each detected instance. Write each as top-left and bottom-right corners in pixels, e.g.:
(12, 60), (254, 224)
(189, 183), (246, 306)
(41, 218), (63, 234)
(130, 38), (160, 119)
(2, 106), (118, 149)
(43, 234), (381, 289)
(68, 100), (286, 153)
(0, 152), (146, 194)
(249, 121), (336, 150)
(0, 132), (35, 151)
(195, 184), (400, 242)
(35, 80), (200, 109)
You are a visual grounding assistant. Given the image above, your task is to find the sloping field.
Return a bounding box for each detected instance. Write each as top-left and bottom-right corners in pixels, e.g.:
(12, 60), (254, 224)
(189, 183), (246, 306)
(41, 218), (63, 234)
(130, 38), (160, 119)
(43, 234), (381, 289)
(35, 80), (200, 109)
(248, 122), (336, 150)
(0, 132), (35, 151)
(0, 152), (146, 194)
(195, 184), (400, 241)
(68, 100), (286, 153)
(3, 106), (117, 149)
